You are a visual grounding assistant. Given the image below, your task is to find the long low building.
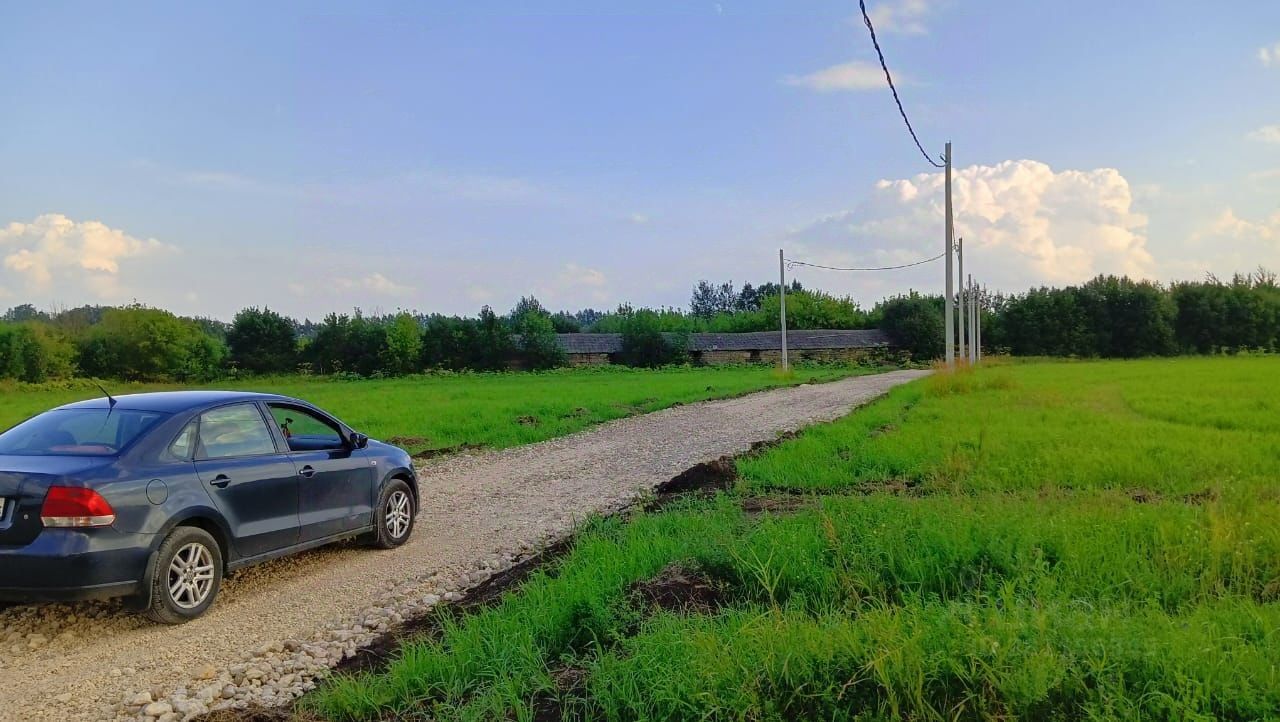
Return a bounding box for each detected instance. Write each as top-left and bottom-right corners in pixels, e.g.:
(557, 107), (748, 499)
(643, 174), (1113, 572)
(557, 329), (893, 365)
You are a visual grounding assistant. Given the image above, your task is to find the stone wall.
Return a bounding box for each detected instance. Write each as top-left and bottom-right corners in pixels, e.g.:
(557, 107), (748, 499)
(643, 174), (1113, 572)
(565, 352), (613, 367)
(562, 346), (898, 367)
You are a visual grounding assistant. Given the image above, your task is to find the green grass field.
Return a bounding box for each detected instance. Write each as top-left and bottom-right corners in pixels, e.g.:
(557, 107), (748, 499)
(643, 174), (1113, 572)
(308, 356), (1280, 721)
(0, 364), (879, 455)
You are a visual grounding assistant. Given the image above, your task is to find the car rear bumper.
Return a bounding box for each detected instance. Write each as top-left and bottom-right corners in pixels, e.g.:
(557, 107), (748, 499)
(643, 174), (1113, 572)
(0, 527), (155, 602)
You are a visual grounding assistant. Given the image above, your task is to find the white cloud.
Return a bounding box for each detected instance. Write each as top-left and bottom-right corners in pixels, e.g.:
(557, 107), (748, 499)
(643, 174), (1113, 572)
(1181, 208), (1280, 278)
(1259, 42), (1280, 67)
(535, 263), (610, 305)
(784, 61), (888, 93)
(1246, 125), (1280, 144)
(334, 272), (412, 297)
(627, 213), (651, 225)
(1198, 208), (1280, 243)
(0, 213), (172, 298)
(866, 0), (933, 35)
(787, 159), (1153, 297)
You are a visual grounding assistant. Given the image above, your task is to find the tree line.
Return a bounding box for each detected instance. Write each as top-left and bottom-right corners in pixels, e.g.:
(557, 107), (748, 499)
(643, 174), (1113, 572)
(1, 269), (1276, 383)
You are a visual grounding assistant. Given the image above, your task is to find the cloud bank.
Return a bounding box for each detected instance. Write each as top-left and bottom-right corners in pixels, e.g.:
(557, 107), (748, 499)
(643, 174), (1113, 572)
(787, 159), (1153, 297)
(0, 214), (171, 299)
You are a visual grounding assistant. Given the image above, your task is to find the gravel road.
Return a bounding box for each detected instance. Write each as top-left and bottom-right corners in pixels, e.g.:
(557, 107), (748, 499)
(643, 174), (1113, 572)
(0, 369), (926, 721)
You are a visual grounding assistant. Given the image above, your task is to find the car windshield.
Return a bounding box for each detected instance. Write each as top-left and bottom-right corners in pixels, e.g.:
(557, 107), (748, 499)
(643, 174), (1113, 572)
(0, 408), (170, 456)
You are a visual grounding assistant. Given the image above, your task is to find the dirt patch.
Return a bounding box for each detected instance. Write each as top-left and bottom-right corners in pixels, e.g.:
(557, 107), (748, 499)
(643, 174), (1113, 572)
(653, 457), (737, 497)
(1182, 488), (1219, 505)
(531, 666), (589, 722)
(412, 442), (485, 459)
(560, 407), (592, 419)
(628, 563), (726, 615)
(741, 496), (812, 515)
(386, 435), (430, 448)
(517, 415), (540, 426)
(870, 423), (898, 437)
(855, 477), (925, 496)
(1130, 487), (1220, 505)
(201, 708), (315, 722)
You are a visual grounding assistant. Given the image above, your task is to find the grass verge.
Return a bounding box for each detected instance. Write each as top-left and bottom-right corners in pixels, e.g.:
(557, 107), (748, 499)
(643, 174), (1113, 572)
(0, 363), (883, 455)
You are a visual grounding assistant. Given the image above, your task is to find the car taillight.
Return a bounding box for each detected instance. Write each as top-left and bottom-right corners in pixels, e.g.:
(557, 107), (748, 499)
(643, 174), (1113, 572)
(41, 487), (116, 528)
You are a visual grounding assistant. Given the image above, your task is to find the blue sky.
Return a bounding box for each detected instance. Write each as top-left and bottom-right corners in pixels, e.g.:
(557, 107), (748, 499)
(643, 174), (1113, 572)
(1, 1), (1278, 319)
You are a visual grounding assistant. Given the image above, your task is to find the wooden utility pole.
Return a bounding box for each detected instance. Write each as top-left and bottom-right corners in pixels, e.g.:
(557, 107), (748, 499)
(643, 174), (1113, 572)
(944, 142), (955, 366)
(779, 248), (789, 372)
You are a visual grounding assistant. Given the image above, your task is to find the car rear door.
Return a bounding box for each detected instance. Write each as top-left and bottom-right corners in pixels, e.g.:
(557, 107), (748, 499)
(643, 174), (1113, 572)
(193, 403), (300, 558)
(265, 403), (374, 542)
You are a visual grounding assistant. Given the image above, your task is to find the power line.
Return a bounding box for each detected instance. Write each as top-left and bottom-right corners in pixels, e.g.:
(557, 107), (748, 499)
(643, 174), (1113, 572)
(786, 250), (945, 272)
(858, 0), (945, 169)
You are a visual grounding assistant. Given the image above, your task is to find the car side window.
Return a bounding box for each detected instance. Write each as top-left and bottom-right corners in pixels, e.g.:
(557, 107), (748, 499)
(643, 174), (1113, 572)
(267, 405), (345, 451)
(169, 420), (198, 460)
(197, 404), (277, 459)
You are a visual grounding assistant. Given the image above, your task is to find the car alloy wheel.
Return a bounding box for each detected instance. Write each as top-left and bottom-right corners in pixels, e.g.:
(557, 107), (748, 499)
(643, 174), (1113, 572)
(385, 489), (412, 539)
(369, 478), (415, 549)
(143, 525), (224, 624)
(167, 541), (216, 609)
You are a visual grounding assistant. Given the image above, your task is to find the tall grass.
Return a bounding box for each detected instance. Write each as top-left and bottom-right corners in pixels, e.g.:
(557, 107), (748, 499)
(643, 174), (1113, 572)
(308, 356), (1280, 721)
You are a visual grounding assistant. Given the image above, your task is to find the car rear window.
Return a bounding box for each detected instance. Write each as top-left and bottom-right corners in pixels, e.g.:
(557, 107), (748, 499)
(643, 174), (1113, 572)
(0, 408), (169, 456)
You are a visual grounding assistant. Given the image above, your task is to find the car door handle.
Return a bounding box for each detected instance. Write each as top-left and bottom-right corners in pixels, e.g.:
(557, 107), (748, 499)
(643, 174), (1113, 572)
(298, 465), (316, 478)
(210, 474), (231, 488)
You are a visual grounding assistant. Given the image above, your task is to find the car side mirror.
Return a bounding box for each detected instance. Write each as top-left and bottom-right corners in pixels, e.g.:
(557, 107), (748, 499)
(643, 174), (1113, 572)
(350, 432), (369, 449)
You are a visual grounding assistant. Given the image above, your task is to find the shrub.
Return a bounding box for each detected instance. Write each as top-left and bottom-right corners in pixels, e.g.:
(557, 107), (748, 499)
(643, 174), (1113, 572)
(0, 322), (75, 382)
(876, 293), (943, 361)
(76, 305), (225, 381)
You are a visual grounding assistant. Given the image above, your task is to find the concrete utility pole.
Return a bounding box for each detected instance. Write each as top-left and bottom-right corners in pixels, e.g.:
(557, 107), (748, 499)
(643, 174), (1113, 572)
(944, 142), (955, 366)
(967, 274), (976, 363)
(957, 236), (965, 362)
(976, 283), (983, 362)
(779, 248), (789, 372)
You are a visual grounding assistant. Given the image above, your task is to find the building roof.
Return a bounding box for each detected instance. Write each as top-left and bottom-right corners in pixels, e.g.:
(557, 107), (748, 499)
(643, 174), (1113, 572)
(555, 329), (890, 354)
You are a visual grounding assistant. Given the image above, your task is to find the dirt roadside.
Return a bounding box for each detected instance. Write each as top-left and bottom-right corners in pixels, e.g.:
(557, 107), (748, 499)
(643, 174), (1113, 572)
(0, 369), (927, 721)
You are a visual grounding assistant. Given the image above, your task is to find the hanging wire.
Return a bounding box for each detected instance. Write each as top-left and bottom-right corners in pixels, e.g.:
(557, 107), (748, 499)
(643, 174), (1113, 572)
(786, 250), (945, 272)
(858, 0), (945, 169)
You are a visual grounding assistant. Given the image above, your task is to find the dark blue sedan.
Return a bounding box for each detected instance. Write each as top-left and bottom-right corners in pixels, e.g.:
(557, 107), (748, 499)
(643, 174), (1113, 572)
(0, 391), (418, 623)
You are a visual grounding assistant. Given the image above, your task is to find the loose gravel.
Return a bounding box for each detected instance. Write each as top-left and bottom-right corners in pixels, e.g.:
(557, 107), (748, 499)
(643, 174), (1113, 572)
(0, 369), (926, 721)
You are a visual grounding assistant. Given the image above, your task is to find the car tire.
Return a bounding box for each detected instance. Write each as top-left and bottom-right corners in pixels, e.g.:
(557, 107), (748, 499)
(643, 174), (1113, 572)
(370, 478), (415, 549)
(143, 526), (224, 624)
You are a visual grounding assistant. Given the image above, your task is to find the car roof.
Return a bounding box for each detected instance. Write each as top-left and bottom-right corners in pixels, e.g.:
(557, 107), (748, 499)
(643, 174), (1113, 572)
(56, 390), (298, 414)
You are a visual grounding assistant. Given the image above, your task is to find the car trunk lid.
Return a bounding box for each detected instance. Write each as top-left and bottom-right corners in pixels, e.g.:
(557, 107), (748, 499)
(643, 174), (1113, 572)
(0, 455), (114, 546)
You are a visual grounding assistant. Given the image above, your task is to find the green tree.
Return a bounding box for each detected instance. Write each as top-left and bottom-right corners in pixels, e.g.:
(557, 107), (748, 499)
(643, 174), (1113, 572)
(226, 307), (298, 374)
(471, 305), (514, 371)
(620, 309), (688, 367)
(511, 297), (565, 370)
(306, 310), (388, 376)
(382, 312), (423, 375)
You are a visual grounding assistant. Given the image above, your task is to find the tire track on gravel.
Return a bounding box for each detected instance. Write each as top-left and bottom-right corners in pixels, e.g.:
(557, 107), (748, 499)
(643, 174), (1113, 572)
(0, 369), (927, 721)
